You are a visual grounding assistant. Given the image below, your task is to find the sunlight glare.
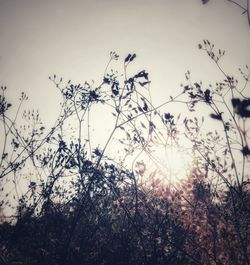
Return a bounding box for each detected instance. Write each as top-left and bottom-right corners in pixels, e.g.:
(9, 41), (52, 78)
(149, 145), (193, 183)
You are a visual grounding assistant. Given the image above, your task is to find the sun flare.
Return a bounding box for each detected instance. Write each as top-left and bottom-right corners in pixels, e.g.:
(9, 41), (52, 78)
(148, 145), (194, 183)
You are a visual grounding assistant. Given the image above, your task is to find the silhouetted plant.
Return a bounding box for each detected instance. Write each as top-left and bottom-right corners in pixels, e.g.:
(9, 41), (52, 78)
(0, 42), (249, 265)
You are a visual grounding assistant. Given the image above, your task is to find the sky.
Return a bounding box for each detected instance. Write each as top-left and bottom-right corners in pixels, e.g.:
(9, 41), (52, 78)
(0, 0), (249, 109)
(0, 0), (250, 167)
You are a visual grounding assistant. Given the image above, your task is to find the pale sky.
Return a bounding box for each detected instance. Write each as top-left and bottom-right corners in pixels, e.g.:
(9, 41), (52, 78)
(0, 0), (249, 109)
(0, 0), (250, 156)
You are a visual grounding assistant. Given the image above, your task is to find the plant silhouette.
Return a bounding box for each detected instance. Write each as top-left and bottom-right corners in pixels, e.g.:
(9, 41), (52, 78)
(0, 43), (249, 265)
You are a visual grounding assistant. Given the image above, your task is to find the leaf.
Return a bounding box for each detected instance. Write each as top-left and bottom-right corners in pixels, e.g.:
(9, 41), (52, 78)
(142, 102), (148, 112)
(194, 82), (201, 89)
(232, 98), (250, 118)
(204, 89), (212, 103)
(139, 81), (151, 87)
(140, 122), (146, 129)
(112, 88), (119, 96)
(202, 0), (210, 5)
(130, 53), (136, 62)
(134, 70), (149, 80)
(242, 146), (250, 157)
(210, 113), (222, 120)
(125, 54), (131, 63)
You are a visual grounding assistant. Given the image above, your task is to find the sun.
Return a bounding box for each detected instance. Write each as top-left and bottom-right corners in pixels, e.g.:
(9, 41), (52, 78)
(147, 144), (194, 183)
